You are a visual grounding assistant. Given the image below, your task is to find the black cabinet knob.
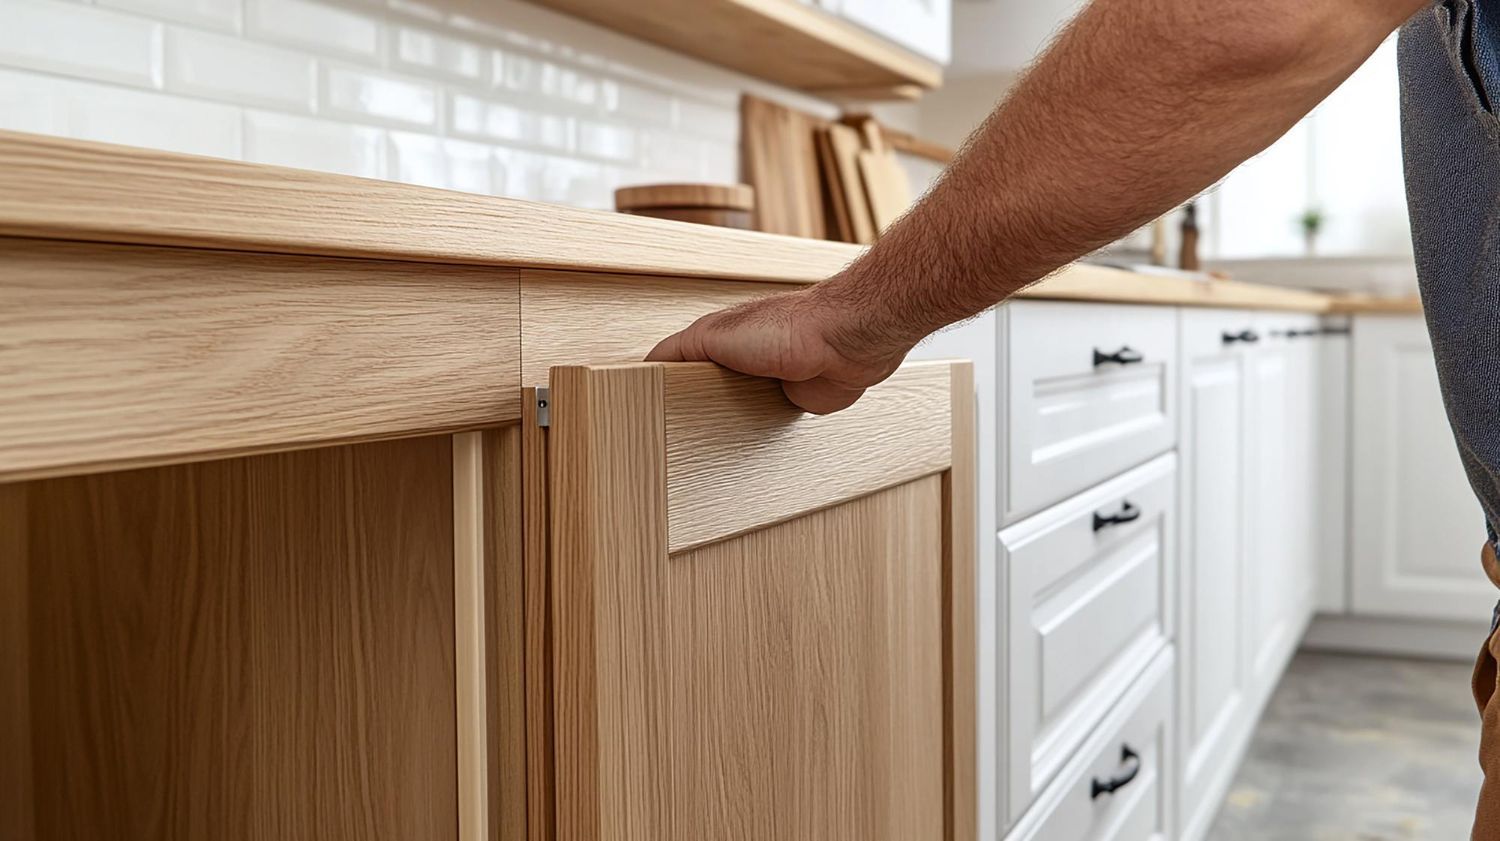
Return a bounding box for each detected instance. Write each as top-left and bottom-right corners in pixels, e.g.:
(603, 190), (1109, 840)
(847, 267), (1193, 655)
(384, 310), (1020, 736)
(1222, 329), (1260, 345)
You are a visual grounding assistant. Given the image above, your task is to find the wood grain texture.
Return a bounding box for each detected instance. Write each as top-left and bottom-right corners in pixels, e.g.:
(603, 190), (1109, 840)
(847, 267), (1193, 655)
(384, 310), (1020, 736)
(662, 478), (947, 841)
(816, 127), (855, 242)
(0, 238), (520, 482)
(618, 206), (752, 230)
(0, 131), (864, 284)
(0, 482), (33, 841)
(454, 433), (491, 841)
(520, 0), (941, 92)
(944, 363), (977, 841)
(518, 270), (783, 383)
(662, 362), (953, 552)
(741, 95), (828, 239)
(548, 361), (969, 841)
(1324, 293), (1423, 314)
(481, 427), (528, 841)
(521, 393), (555, 841)
(857, 148), (911, 233)
(883, 127), (956, 164)
(549, 364), (669, 841)
(1017, 266), (1334, 311)
(15, 436), (458, 841)
(614, 183), (755, 212)
(822, 123), (878, 245)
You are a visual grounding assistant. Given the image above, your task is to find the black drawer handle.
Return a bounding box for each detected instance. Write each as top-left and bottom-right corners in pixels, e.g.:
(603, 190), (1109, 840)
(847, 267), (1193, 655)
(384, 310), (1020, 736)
(1093, 500), (1141, 532)
(1093, 346), (1144, 367)
(1090, 744), (1142, 799)
(1221, 329), (1259, 345)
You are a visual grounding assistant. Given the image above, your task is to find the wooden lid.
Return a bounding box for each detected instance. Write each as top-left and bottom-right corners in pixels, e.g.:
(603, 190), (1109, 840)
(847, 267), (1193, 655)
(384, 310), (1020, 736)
(614, 183), (755, 212)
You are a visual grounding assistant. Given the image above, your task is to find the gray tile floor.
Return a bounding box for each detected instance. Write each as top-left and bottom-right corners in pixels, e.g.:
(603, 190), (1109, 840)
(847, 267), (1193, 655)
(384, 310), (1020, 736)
(1208, 651), (1482, 841)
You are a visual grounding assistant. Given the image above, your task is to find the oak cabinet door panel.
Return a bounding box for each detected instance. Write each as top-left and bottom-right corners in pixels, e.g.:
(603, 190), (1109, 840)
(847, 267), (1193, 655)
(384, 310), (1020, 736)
(545, 361), (976, 841)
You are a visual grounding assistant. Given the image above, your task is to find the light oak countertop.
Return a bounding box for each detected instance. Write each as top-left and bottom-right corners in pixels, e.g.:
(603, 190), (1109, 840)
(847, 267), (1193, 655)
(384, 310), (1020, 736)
(0, 129), (1416, 315)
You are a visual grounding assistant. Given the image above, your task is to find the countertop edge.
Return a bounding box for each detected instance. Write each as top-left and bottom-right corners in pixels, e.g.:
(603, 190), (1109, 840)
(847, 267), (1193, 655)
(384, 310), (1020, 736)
(0, 130), (1419, 315)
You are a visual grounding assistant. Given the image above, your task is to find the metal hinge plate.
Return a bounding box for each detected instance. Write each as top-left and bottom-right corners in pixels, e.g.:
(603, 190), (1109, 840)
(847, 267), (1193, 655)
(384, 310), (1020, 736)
(535, 387), (550, 427)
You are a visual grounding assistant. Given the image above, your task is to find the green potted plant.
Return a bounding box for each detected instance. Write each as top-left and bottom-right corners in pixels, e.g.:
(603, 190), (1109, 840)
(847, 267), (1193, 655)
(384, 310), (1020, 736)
(1299, 206), (1325, 256)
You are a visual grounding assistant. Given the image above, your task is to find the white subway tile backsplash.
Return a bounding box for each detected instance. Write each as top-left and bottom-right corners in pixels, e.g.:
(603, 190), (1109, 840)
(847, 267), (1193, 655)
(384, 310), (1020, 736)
(244, 109), (384, 177)
(100, 0), (242, 33)
(575, 118), (635, 163)
(677, 98), (738, 143)
(0, 0), (790, 209)
(604, 79), (677, 128)
(0, 67), (243, 156)
(387, 131), (493, 193)
(323, 65), (439, 127)
(394, 27), (487, 81)
(246, 0), (380, 59)
(0, 0), (163, 88)
(450, 91), (572, 151)
(166, 28), (314, 111)
(0, 70), (66, 134)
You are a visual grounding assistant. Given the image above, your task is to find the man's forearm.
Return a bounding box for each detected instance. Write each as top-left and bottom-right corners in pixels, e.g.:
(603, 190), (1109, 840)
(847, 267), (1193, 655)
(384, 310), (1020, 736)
(818, 0), (1424, 351)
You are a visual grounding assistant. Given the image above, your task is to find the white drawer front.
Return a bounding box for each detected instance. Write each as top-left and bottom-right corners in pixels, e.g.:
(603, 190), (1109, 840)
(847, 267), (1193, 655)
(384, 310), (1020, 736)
(1002, 453), (1176, 825)
(1006, 649), (1175, 841)
(1003, 301), (1178, 523)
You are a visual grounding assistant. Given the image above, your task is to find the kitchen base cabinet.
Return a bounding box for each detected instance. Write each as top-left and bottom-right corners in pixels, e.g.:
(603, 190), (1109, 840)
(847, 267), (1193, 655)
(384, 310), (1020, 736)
(1175, 309), (1254, 841)
(1003, 649), (1175, 841)
(1000, 453), (1175, 827)
(0, 433), (521, 841)
(538, 361), (976, 841)
(1349, 313), (1491, 622)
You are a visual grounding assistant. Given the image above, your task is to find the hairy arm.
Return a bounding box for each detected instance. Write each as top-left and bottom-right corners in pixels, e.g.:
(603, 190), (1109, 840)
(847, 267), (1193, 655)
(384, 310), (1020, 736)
(648, 0), (1426, 412)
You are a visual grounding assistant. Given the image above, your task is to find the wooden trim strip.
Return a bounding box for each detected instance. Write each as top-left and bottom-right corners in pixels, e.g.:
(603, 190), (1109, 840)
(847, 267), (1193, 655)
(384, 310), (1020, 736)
(0, 130), (862, 284)
(453, 432), (490, 841)
(943, 363), (977, 841)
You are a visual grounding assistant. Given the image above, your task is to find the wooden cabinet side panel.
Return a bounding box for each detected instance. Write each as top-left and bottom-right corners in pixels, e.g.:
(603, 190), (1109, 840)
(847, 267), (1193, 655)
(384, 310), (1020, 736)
(944, 362), (976, 841)
(17, 437), (459, 841)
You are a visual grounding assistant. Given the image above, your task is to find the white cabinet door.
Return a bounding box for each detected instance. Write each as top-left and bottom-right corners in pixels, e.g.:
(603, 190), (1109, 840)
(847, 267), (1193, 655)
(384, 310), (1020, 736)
(1176, 308), (1255, 841)
(838, 0), (951, 64)
(1314, 323), (1351, 613)
(1001, 454), (1175, 827)
(1350, 314), (1491, 620)
(1242, 315), (1320, 687)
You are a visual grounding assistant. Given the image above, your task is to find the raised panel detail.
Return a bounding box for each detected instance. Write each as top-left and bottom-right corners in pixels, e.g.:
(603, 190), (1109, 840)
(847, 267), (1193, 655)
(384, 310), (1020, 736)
(1001, 452), (1175, 825)
(1003, 301), (1178, 523)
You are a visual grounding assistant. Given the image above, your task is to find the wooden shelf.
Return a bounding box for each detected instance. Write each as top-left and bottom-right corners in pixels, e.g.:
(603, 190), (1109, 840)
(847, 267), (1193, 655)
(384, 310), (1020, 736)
(520, 0), (942, 97)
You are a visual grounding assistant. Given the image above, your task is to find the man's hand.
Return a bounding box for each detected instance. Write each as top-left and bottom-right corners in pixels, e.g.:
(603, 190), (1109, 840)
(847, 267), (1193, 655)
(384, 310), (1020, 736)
(645, 284), (909, 414)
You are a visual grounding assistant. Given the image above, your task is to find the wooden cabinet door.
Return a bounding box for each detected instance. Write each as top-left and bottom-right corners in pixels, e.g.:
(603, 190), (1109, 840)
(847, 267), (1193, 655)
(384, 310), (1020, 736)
(1350, 315), (1491, 620)
(543, 361), (974, 841)
(1176, 309), (1252, 841)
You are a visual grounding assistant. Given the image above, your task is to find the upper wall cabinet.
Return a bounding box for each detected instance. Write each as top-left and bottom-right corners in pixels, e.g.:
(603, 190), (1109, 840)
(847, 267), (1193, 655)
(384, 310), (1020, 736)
(521, 0), (948, 99)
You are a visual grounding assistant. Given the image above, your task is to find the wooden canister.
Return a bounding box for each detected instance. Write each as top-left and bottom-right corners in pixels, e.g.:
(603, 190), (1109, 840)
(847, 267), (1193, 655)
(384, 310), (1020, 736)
(614, 183), (755, 229)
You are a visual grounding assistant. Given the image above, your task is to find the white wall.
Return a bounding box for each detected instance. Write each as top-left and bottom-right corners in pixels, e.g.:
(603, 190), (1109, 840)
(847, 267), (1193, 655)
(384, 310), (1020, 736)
(0, 0), (838, 208)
